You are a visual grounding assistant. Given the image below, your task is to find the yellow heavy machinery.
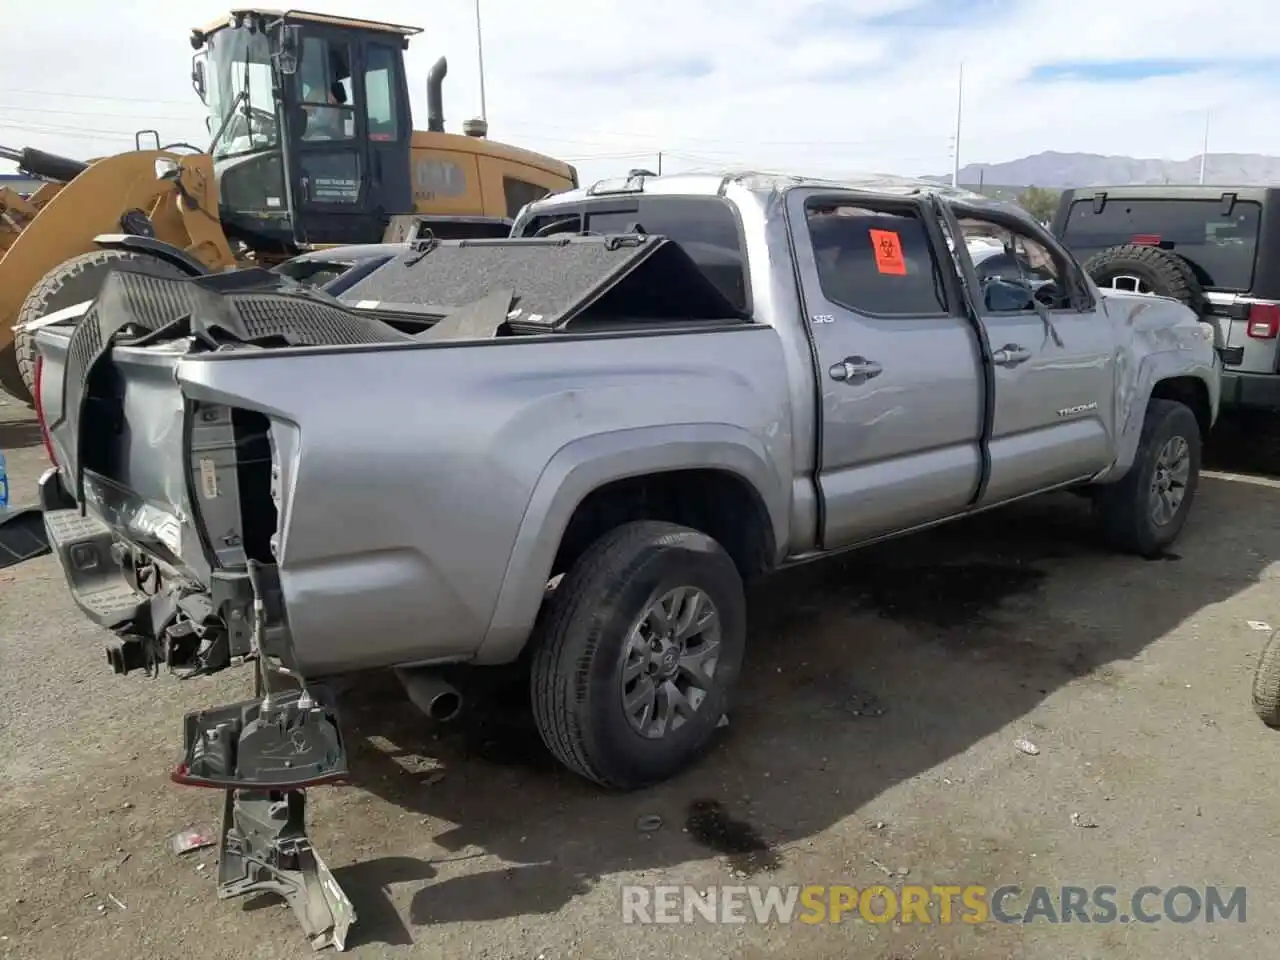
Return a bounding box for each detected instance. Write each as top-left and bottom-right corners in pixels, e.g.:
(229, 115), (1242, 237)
(0, 8), (577, 403)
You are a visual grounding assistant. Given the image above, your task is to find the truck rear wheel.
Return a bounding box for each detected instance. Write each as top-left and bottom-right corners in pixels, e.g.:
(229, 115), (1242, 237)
(11, 249), (191, 404)
(530, 520), (746, 790)
(1093, 398), (1201, 557)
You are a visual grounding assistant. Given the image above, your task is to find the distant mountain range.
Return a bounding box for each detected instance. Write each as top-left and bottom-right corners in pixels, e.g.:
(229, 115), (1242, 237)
(925, 151), (1280, 189)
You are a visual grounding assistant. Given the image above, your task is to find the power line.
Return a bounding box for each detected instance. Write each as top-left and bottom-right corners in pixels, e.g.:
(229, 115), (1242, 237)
(0, 121), (140, 143)
(0, 102), (201, 123)
(0, 87), (194, 106)
(500, 119), (951, 149)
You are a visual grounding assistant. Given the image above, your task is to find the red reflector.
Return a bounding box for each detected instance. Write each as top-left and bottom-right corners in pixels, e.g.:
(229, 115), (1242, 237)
(1132, 234), (1162, 246)
(1247, 303), (1280, 339)
(32, 355), (58, 466)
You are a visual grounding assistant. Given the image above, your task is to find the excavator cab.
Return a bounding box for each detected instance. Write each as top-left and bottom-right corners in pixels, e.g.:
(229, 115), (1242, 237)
(190, 9), (418, 253)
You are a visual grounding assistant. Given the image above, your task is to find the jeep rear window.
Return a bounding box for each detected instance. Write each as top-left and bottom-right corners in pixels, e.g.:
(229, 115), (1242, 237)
(516, 197), (748, 312)
(1061, 198), (1261, 292)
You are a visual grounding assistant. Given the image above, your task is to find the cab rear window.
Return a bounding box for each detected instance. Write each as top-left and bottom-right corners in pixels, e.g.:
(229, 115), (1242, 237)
(1061, 198), (1261, 292)
(517, 196), (748, 312)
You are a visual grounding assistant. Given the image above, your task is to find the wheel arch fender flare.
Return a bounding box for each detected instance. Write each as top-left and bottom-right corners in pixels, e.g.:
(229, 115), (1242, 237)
(1107, 351), (1216, 479)
(92, 234), (210, 277)
(472, 423), (788, 665)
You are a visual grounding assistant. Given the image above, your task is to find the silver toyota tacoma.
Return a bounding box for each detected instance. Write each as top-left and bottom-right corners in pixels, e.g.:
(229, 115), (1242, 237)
(26, 170), (1218, 943)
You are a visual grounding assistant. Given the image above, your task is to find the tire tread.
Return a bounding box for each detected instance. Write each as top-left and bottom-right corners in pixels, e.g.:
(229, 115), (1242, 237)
(530, 520), (734, 788)
(9, 249), (188, 402)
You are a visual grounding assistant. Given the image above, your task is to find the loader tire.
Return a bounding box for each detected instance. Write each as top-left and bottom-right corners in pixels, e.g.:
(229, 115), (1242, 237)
(1252, 629), (1280, 728)
(1082, 244), (1207, 315)
(529, 520), (746, 790)
(11, 249), (190, 405)
(1093, 398), (1201, 557)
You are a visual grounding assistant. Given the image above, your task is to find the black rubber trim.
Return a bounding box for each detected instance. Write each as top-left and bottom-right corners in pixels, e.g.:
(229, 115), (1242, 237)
(779, 185), (829, 551)
(931, 196), (996, 508)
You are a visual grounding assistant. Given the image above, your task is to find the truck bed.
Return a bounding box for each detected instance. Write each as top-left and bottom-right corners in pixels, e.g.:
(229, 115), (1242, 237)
(33, 241), (791, 678)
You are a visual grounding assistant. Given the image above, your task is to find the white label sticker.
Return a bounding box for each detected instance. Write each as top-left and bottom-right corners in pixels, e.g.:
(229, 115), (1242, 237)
(199, 458), (219, 499)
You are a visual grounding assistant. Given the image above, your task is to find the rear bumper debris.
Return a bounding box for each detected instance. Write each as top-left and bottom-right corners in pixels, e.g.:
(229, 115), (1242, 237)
(215, 789), (355, 952)
(175, 684), (354, 951)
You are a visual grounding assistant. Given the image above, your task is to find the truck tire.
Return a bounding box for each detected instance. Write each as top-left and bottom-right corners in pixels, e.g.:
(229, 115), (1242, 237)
(1093, 398), (1201, 557)
(1082, 244), (1207, 315)
(11, 249), (191, 404)
(530, 520), (746, 790)
(1252, 629), (1280, 727)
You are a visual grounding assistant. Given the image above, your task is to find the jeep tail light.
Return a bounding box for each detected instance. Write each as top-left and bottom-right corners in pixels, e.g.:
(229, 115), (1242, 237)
(1247, 303), (1280, 339)
(32, 354), (58, 466)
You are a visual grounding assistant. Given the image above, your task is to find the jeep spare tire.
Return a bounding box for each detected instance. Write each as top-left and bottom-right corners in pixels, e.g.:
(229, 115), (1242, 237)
(1082, 243), (1207, 315)
(11, 249), (191, 404)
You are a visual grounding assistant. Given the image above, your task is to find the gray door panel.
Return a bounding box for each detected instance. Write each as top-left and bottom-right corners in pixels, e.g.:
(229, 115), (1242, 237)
(979, 310), (1115, 502)
(950, 210), (1116, 504)
(787, 189), (984, 549)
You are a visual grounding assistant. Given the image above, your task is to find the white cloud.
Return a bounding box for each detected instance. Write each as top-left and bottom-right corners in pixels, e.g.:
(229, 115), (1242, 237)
(0, 0), (1276, 186)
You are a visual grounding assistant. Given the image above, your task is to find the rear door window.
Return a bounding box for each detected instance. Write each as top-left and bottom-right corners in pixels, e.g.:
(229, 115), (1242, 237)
(805, 201), (949, 316)
(1061, 198), (1261, 292)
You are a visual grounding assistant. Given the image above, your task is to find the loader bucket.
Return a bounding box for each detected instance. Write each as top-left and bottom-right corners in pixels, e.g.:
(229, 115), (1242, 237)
(0, 150), (235, 402)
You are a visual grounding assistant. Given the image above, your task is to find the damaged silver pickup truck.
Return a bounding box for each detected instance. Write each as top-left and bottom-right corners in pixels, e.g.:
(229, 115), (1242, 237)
(29, 171), (1218, 947)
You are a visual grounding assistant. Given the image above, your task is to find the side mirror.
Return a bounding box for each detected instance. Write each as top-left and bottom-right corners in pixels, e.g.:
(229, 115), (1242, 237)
(191, 55), (207, 104)
(276, 25), (300, 76)
(984, 278), (1035, 313)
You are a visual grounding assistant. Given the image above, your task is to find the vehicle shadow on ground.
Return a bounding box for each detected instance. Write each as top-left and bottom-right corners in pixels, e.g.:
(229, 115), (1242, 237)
(1203, 410), (1280, 478)
(327, 459), (1278, 947)
(0, 418), (42, 450)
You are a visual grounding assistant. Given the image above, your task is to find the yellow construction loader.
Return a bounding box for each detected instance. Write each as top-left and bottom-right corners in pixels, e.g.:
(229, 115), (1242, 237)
(0, 9), (577, 404)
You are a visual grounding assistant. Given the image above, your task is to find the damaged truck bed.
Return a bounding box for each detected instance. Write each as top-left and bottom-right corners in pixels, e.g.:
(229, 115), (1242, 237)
(29, 171), (1220, 949)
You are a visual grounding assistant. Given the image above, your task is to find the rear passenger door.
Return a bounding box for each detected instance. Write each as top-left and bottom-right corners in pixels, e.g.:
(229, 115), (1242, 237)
(786, 189), (985, 549)
(944, 202), (1116, 504)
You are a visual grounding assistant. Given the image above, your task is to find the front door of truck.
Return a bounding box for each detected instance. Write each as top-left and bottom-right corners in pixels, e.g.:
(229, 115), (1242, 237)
(786, 188), (985, 549)
(942, 201), (1116, 505)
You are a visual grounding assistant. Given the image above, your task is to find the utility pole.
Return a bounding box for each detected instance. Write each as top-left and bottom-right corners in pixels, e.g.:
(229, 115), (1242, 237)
(951, 63), (964, 188)
(657, 151), (663, 175)
(474, 0), (488, 121)
(1199, 111), (1210, 185)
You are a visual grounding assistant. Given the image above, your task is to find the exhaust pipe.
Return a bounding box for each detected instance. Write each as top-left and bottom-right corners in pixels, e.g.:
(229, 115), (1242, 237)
(395, 667), (463, 722)
(426, 57), (447, 133)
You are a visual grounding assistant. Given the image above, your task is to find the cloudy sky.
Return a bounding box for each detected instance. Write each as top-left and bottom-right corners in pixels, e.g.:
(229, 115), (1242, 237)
(1, 0), (1276, 183)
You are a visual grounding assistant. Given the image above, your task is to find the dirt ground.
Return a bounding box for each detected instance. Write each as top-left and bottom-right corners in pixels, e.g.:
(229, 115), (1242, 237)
(4, 396), (1280, 960)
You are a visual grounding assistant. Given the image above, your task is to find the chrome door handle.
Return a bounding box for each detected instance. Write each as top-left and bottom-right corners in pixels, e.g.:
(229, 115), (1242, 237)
(829, 356), (883, 382)
(991, 344), (1032, 367)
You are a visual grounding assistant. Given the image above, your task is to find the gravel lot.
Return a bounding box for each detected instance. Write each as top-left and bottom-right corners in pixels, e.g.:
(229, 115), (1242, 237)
(4, 397), (1280, 960)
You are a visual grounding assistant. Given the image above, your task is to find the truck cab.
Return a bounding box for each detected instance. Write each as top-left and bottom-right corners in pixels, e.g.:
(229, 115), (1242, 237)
(191, 9), (417, 253)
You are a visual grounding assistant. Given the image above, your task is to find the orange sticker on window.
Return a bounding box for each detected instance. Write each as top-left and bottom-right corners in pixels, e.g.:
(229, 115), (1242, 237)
(868, 229), (907, 275)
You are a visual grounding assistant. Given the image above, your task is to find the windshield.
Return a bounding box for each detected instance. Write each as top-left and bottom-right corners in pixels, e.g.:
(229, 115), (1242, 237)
(206, 27), (279, 160)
